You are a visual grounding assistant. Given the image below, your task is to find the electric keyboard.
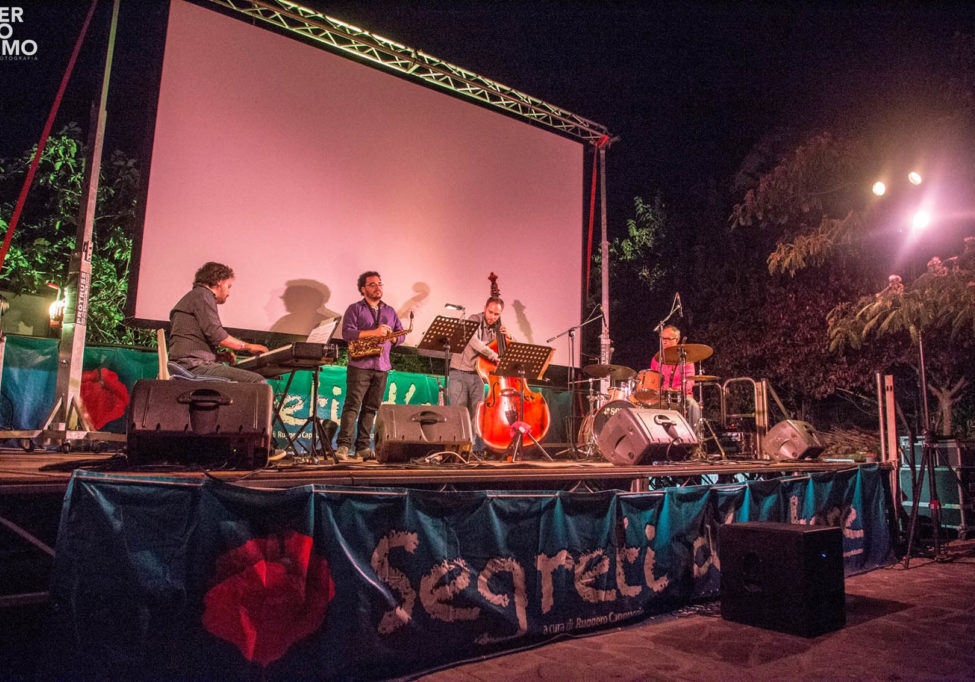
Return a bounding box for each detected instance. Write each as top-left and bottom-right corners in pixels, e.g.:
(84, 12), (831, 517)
(235, 342), (338, 378)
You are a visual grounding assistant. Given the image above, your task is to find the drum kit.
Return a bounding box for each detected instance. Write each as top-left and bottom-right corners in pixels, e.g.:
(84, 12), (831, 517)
(574, 343), (718, 456)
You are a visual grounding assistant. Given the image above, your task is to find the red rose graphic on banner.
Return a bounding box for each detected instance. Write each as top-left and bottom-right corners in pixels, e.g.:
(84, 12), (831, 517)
(202, 530), (335, 666)
(80, 368), (129, 430)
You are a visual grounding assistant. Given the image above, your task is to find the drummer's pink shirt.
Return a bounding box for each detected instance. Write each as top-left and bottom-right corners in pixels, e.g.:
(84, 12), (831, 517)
(649, 357), (696, 394)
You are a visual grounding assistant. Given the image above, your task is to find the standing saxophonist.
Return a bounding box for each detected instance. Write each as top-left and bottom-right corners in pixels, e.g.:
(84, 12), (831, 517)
(335, 271), (404, 461)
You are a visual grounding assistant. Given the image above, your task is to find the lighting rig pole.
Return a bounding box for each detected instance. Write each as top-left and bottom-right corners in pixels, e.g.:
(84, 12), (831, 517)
(40, 0), (124, 451)
(903, 323), (947, 566)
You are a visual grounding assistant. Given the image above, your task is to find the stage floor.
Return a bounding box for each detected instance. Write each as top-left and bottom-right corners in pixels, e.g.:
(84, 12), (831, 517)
(0, 447), (885, 494)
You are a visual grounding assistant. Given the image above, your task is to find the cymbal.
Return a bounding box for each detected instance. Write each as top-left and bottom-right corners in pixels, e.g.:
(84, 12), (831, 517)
(582, 363), (637, 381)
(654, 343), (714, 365)
(687, 374), (720, 382)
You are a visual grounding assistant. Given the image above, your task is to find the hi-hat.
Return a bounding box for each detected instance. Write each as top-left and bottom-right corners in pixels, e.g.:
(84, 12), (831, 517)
(654, 343), (714, 365)
(582, 363), (636, 381)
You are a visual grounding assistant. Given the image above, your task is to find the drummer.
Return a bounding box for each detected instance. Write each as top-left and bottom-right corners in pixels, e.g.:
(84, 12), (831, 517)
(649, 325), (702, 428)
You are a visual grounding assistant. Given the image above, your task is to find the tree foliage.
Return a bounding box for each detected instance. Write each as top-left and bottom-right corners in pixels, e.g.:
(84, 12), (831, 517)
(827, 240), (975, 435)
(588, 193), (674, 366)
(0, 125), (150, 346)
(731, 132), (874, 277)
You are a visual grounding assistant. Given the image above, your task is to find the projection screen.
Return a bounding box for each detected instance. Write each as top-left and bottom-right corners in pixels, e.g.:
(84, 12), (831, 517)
(129, 0), (584, 366)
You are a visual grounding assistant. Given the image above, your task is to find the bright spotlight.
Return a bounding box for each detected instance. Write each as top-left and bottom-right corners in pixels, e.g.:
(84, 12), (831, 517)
(911, 210), (931, 231)
(907, 171), (922, 186)
(872, 181), (886, 196)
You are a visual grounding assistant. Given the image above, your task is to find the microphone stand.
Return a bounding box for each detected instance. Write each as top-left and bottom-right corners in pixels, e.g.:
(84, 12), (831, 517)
(654, 294), (682, 409)
(548, 306), (603, 457)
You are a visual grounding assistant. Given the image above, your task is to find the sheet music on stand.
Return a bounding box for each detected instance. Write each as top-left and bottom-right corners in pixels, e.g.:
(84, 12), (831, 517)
(494, 342), (554, 380)
(417, 316), (480, 355)
(306, 317), (340, 344)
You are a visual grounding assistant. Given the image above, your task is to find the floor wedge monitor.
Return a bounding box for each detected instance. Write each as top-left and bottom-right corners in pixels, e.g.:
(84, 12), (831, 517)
(127, 380), (273, 469)
(597, 407), (697, 464)
(375, 404), (472, 463)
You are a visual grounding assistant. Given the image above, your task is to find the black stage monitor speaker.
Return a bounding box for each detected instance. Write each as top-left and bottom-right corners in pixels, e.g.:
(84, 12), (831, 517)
(719, 522), (845, 637)
(375, 404), (473, 463)
(127, 380), (273, 469)
(597, 407), (697, 465)
(763, 419), (825, 460)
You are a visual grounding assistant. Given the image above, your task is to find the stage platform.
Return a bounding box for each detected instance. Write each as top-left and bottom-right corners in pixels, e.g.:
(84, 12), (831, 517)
(0, 447), (887, 494)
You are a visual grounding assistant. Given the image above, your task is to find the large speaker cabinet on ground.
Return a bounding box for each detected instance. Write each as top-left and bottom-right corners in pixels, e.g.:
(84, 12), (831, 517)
(596, 407), (697, 465)
(374, 404), (473, 463)
(762, 419), (825, 460)
(719, 522), (845, 637)
(127, 380), (273, 469)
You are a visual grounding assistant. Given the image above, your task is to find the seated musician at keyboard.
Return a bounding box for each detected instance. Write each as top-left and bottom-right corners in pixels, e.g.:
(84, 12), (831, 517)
(169, 262), (269, 383)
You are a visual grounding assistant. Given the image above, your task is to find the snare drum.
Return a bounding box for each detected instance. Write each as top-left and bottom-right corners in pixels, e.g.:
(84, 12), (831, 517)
(607, 380), (632, 402)
(577, 400), (634, 446)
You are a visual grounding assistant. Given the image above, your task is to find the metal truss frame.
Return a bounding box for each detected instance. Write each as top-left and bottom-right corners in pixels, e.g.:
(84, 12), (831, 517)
(207, 0), (611, 144)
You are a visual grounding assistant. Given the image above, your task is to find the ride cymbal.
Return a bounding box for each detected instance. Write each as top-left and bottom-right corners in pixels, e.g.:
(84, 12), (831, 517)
(654, 343), (714, 365)
(582, 363), (637, 381)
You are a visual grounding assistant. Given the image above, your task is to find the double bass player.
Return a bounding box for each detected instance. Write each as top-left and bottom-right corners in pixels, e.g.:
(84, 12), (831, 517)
(447, 296), (508, 455)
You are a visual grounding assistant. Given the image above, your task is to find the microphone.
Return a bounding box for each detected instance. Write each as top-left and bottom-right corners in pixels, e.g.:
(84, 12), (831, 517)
(444, 303), (464, 310)
(675, 293), (684, 318)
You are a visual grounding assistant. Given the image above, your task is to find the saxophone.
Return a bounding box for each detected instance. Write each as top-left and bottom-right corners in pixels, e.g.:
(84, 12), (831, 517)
(348, 311), (414, 359)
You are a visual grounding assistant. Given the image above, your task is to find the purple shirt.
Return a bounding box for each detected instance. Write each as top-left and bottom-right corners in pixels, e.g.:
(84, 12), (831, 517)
(342, 299), (404, 371)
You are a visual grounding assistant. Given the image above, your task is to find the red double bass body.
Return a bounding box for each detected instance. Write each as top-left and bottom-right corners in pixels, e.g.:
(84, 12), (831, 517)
(474, 274), (551, 453)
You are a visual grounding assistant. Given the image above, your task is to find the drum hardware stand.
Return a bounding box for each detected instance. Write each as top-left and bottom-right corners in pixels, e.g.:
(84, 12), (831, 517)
(693, 417), (727, 461)
(565, 376), (602, 458)
(547, 308), (603, 458)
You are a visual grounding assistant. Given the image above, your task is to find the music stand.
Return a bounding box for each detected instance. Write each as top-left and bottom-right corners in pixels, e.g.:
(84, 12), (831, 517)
(417, 316), (480, 401)
(494, 342), (554, 461)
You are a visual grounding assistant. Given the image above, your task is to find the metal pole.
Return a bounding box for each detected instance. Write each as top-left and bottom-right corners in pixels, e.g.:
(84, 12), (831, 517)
(598, 145), (610, 365)
(44, 0), (121, 441)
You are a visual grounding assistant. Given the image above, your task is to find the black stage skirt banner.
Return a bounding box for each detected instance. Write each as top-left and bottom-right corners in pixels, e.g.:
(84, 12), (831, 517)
(43, 466), (891, 679)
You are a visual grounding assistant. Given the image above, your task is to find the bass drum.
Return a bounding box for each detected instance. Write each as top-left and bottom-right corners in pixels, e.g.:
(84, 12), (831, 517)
(577, 400), (634, 447)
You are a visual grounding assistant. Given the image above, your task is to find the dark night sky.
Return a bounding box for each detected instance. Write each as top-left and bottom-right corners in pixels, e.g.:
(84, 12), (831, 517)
(3, 1), (975, 246)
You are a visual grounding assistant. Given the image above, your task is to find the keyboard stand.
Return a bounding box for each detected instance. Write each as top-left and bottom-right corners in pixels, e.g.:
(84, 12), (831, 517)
(274, 366), (336, 464)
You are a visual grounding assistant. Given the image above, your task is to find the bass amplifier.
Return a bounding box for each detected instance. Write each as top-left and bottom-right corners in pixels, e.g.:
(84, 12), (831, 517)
(126, 380), (273, 469)
(375, 404), (472, 463)
(597, 408), (697, 465)
(719, 522), (845, 637)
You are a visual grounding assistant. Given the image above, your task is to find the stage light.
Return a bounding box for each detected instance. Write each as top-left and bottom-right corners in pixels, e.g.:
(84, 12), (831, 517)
(46, 282), (64, 329)
(907, 171), (922, 185)
(872, 181), (886, 196)
(911, 210), (931, 232)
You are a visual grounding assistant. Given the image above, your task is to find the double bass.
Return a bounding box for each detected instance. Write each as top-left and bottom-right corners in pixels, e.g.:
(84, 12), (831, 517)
(474, 273), (551, 453)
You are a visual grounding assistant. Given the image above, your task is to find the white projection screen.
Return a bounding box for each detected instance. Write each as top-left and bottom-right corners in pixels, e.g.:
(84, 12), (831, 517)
(131, 0), (583, 366)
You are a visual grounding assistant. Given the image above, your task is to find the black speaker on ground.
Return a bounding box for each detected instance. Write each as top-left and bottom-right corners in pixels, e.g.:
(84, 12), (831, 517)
(762, 420), (825, 460)
(374, 404), (472, 463)
(596, 407), (697, 464)
(127, 380), (273, 468)
(719, 522), (845, 637)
